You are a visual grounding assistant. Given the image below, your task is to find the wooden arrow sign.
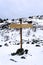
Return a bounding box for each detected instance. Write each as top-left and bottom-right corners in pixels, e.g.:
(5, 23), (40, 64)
(9, 23), (32, 49)
(9, 23), (33, 28)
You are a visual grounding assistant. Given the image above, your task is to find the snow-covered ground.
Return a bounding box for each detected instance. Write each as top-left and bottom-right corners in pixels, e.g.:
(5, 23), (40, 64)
(0, 18), (43, 65)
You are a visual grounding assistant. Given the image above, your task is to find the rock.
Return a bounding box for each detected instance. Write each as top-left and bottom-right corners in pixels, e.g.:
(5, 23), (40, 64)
(2, 25), (8, 29)
(4, 43), (8, 46)
(21, 56), (26, 59)
(33, 39), (39, 43)
(0, 45), (2, 47)
(6, 18), (8, 20)
(3, 19), (8, 21)
(35, 45), (40, 47)
(11, 48), (28, 56)
(11, 53), (16, 56)
(26, 42), (29, 44)
(25, 49), (28, 54)
(10, 59), (17, 62)
(0, 18), (3, 23)
(3, 19), (7, 21)
(1, 23), (10, 29)
(29, 16), (33, 19)
(9, 41), (11, 43)
(17, 43), (20, 45)
(28, 21), (32, 24)
(11, 19), (15, 21)
(31, 42), (34, 44)
(11, 48), (24, 56)
(16, 48), (24, 55)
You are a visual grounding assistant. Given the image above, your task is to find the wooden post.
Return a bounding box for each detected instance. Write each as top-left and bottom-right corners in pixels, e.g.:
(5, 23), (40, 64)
(20, 19), (22, 49)
(9, 19), (33, 49)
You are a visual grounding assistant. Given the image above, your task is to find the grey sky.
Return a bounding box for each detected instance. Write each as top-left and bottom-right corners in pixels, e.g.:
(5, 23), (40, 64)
(0, 0), (43, 19)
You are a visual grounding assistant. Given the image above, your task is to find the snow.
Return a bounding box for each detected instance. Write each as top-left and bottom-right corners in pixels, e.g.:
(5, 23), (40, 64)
(0, 43), (43, 65)
(32, 18), (43, 25)
(0, 18), (43, 65)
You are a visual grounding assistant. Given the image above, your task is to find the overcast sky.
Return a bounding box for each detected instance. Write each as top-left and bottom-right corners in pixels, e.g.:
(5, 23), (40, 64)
(0, 0), (43, 19)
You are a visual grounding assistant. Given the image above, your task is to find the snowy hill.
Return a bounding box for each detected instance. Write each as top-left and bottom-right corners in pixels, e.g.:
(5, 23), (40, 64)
(0, 17), (43, 65)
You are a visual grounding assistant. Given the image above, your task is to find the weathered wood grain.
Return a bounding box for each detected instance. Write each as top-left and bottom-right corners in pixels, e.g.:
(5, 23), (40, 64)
(9, 23), (33, 28)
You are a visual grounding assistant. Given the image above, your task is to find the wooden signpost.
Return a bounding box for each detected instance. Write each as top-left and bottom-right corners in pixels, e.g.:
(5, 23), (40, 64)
(20, 21), (22, 49)
(9, 23), (32, 28)
(9, 20), (33, 49)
